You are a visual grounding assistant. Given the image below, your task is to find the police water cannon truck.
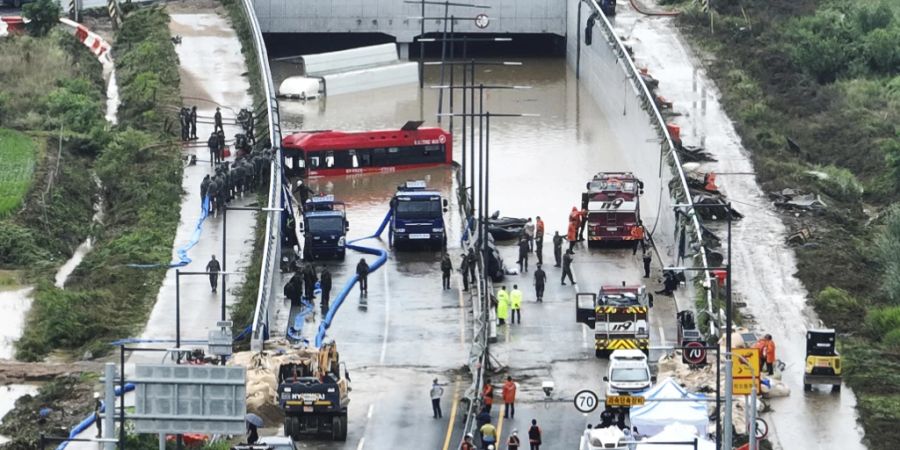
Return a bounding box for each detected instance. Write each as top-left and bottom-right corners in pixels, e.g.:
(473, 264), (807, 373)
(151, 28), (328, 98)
(389, 180), (448, 250)
(576, 285), (652, 358)
(278, 341), (350, 441)
(300, 195), (349, 260)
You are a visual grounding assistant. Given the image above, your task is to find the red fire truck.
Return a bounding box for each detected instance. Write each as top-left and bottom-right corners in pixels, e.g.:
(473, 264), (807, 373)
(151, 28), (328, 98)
(281, 120), (452, 178)
(581, 172), (644, 247)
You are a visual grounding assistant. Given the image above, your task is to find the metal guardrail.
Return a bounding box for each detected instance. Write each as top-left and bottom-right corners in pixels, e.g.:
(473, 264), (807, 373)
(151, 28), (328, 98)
(235, 0), (284, 351)
(584, 0), (717, 332)
(454, 180), (489, 445)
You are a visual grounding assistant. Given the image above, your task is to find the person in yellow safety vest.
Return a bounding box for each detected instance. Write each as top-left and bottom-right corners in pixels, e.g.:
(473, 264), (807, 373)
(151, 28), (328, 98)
(496, 286), (509, 325)
(510, 285), (523, 325)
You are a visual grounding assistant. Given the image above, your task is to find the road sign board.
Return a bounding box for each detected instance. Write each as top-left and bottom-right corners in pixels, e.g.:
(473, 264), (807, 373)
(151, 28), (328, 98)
(732, 348), (760, 378)
(131, 364), (246, 434)
(684, 342), (707, 365)
(474, 13), (490, 29)
(605, 395), (646, 407)
(574, 389), (600, 413)
(732, 378), (757, 396)
(732, 348), (761, 394)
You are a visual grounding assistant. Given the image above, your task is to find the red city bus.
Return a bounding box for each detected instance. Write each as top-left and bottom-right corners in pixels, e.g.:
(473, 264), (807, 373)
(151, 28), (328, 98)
(281, 121), (452, 178)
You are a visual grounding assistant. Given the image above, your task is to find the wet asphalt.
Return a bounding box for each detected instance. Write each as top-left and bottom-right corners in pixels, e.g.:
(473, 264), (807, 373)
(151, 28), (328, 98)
(267, 55), (682, 449)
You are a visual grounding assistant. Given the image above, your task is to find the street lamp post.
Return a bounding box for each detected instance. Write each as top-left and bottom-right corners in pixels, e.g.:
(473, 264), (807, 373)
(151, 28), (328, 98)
(669, 201), (734, 450)
(173, 269), (237, 350)
(221, 204), (283, 363)
(426, 60), (521, 210)
(404, 0), (490, 88)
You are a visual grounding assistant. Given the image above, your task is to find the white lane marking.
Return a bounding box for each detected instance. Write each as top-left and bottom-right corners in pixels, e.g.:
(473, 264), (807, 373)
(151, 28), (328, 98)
(379, 268), (390, 364)
(367, 404), (374, 419)
(659, 326), (666, 346)
(356, 437), (366, 450)
(582, 325), (588, 349)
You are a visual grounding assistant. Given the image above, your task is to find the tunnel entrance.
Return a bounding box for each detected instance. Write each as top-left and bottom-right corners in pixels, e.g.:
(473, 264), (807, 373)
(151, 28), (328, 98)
(263, 32), (565, 59)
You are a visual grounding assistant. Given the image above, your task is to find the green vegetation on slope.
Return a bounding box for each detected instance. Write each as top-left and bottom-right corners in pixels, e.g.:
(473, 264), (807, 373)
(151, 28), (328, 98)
(0, 28), (101, 271)
(677, 0), (900, 447)
(0, 129), (37, 217)
(16, 6), (183, 360)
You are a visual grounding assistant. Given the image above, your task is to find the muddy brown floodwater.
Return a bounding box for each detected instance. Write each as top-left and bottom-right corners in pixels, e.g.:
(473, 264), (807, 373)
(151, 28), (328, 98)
(273, 58), (627, 237)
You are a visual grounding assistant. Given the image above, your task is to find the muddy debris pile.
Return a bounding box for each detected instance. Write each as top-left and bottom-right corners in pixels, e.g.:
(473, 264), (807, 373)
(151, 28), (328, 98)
(769, 188), (827, 214)
(0, 376), (94, 450)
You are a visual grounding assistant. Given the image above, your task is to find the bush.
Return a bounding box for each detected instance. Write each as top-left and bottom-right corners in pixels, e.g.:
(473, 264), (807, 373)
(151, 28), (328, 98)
(22, 0), (61, 37)
(814, 287), (865, 332)
(863, 27), (900, 74)
(787, 10), (854, 83)
(0, 222), (47, 267)
(853, 1), (894, 34)
(43, 77), (106, 134)
(115, 7), (180, 133)
(16, 284), (127, 359)
(885, 328), (900, 351)
(875, 207), (900, 303)
(865, 306), (900, 339)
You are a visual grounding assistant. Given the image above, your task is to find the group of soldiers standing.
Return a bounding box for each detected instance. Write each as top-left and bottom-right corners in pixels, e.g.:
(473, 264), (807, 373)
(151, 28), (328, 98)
(199, 151), (272, 215)
(185, 104), (272, 216)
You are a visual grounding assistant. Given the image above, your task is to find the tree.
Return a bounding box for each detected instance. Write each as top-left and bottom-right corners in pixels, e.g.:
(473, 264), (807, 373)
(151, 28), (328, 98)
(22, 0), (61, 37)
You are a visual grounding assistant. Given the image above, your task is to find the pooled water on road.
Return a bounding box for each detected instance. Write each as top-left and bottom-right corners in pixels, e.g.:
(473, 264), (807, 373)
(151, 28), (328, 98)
(274, 59), (629, 237)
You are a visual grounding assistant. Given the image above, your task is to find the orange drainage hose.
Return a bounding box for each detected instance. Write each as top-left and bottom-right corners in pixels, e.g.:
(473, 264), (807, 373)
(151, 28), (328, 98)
(629, 0), (681, 16)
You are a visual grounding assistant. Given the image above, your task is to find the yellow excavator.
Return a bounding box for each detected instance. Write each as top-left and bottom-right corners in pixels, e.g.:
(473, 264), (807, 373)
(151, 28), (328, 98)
(803, 329), (842, 392)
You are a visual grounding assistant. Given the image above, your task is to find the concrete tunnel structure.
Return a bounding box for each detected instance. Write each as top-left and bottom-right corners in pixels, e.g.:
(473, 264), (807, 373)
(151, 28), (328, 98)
(253, 0), (566, 57)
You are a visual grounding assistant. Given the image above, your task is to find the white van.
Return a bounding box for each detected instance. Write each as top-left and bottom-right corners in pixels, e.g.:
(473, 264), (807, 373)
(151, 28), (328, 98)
(579, 426), (628, 450)
(604, 349), (654, 397)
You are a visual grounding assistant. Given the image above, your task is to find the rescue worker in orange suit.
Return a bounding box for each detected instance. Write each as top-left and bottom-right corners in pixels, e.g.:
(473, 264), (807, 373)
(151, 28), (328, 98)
(759, 334), (776, 375)
(482, 378), (495, 412)
(567, 219), (578, 252)
(631, 221), (645, 255)
(502, 376), (517, 419)
(577, 207), (588, 241)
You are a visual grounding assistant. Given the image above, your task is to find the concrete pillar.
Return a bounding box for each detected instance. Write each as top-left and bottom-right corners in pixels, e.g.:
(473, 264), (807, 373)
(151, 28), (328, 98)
(398, 42), (410, 60)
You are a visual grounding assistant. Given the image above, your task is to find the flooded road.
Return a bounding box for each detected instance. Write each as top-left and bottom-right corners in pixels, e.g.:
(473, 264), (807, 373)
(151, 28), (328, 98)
(274, 59), (629, 236)
(270, 56), (680, 449)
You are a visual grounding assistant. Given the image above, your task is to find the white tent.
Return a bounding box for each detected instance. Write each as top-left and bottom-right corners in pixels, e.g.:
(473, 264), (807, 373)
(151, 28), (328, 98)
(636, 423), (716, 450)
(630, 378), (709, 437)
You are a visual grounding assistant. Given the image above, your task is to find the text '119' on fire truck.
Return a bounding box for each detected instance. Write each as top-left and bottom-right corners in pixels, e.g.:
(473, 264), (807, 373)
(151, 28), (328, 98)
(576, 285), (652, 358)
(299, 195), (349, 261)
(582, 172), (645, 250)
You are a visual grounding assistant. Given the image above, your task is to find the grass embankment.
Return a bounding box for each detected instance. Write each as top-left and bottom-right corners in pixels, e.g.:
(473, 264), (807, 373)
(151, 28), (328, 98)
(0, 31), (103, 272)
(16, 6), (183, 360)
(675, 0), (900, 447)
(0, 129), (37, 217)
